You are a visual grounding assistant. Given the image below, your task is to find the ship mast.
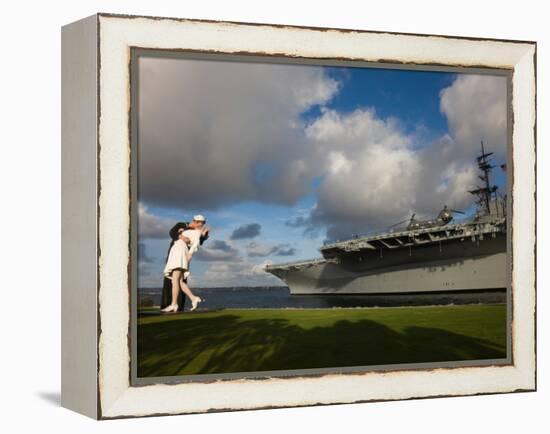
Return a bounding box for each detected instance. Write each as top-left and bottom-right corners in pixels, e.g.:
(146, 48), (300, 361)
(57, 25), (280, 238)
(469, 141), (498, 216)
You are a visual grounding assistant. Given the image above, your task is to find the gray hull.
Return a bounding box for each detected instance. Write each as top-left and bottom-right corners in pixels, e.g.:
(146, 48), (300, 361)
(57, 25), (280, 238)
(267, 235), (507, 295)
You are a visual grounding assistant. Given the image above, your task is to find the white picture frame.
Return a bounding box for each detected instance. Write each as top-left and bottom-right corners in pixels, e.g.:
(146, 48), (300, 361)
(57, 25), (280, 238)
(61, 13), (536, 419)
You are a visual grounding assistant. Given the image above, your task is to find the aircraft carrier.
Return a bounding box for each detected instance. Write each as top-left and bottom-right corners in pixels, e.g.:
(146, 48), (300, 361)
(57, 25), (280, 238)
(265, 143), (508, 295)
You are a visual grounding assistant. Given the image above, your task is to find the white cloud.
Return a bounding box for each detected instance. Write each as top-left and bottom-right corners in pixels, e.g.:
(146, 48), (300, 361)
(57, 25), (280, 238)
(246, 241), (278, 257)
(300, 74), (507, 239)
(194, 259), (281, 287)
(303, 110), (421, 237)
(138, 203), (172, 239)
(328, 151), (354, 175)
(439, 74), (507, 161)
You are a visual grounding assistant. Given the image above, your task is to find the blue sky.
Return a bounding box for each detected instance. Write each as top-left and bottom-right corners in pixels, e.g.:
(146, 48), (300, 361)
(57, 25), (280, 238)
(137, 57), (508, 288)
(315, 67), (454, 134)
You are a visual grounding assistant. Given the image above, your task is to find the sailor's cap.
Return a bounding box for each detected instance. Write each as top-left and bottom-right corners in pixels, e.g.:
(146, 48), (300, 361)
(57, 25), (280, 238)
(193, 214), (206, 222)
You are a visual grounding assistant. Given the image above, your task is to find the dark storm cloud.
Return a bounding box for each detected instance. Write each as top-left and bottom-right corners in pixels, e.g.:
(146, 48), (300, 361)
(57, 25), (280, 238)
(138, 57), (340, 210)
(195, 240), (241, 262)
(230, 223), (262, 240)
(285, 215), (322, 238)
(275, 246), (296, 256)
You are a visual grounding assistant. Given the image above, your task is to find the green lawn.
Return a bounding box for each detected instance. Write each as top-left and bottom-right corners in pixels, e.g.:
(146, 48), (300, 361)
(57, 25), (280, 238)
(137, 304), (507, 377)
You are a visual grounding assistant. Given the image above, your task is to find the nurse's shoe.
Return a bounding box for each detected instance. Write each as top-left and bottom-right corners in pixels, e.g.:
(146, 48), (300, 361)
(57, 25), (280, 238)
(190, 297), (202, 312)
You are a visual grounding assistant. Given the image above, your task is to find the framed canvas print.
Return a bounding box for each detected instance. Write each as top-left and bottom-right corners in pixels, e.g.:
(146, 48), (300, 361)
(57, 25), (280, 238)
(61, 13), (536, 419)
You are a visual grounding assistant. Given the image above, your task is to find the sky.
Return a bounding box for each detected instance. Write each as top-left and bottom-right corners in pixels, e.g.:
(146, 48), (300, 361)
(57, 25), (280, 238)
(137, 56), (508, 288)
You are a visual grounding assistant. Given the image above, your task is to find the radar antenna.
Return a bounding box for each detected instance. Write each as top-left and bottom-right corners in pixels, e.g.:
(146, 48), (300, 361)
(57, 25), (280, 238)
(468, 141), (498, 215)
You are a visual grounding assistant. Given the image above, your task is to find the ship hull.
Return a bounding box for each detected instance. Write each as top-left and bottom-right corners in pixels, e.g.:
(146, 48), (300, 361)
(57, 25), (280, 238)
(267, 235), (507, 295)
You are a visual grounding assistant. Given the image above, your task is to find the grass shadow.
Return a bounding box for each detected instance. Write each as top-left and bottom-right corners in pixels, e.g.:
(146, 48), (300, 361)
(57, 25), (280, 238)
(137, 309), (507, 377)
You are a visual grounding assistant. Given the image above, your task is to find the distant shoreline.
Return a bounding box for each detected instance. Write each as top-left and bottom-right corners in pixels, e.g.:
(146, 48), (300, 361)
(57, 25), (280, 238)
(138, 286), (288, 292)
(137, 287), (506, 310)
(139, 303), (507, 311)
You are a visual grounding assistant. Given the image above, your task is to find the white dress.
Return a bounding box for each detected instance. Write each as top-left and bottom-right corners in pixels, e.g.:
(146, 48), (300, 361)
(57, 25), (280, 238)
(163, 239), (190, 278)
(163, 229), (202, 279)
(181, 229), (201, 255)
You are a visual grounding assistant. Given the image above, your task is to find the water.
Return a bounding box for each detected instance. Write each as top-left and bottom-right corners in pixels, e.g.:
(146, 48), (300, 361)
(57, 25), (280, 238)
(138, 286), (506, 311)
